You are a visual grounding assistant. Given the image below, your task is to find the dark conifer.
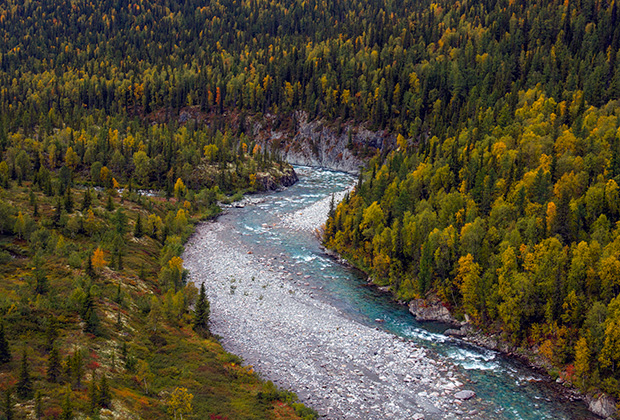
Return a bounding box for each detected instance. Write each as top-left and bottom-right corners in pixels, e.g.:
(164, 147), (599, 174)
(34, 390), (43, 420)
(134, 212), (143, 238)
(17, 349), (33, 399)
(3, 391), (13, 420)
(193, 282), (210, 333)
(60, 389), (72, 420)
(98, 375), (111, 408)
(47, 346), (61, 383)
(0, 321), (10, 364)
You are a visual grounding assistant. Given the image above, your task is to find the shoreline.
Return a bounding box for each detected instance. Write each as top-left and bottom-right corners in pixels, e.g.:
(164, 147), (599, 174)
(182, 189), (483, 419)
(324, 250), (612, 419)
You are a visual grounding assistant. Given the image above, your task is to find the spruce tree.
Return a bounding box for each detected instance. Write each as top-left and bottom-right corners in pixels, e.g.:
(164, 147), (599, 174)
(71, 350), (83, 389)
(47, 346), (61, 383)
(60, 390), (72, 420)
(81, 188), (92, 211)
(106, 195), (114, 212)
(98, 375), (111, 408)
(193, 282), (210, 332)
(53, 196), (62, 226)
(3, 391), (13, 420)
(34, 390), (43, 420)
(0, 321), (10, 364)
(64, 187), (73, 213)
(87, 379), (98, 414)
(17, 349), (33, 399)
(134, 212), (143, 238)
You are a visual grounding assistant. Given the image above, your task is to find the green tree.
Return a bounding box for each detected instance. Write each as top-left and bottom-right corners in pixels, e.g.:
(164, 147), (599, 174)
(0, 320), (10, 364)
(98, 375), (111, 409)
(134, 212), (144, 238)
(34, 390), (43, 420)
(17, 349), (33, 399)
(193, 282), (210, 333)
(60, 389), (73, 420)
(2, 391), (13, 420)
(47, 346), (61, 383)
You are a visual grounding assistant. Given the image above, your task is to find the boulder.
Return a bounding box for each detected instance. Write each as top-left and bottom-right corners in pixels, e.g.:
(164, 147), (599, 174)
(587, 394), (616, 419)
(454, 390), (476, 400)
(408, 296), (460, 325)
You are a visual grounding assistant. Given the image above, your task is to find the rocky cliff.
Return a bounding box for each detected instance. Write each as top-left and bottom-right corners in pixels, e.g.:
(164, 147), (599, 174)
(253, 111), (395, 174)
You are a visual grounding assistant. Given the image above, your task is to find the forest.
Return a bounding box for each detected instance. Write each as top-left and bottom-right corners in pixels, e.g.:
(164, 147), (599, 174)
(1, 0), (620, 415)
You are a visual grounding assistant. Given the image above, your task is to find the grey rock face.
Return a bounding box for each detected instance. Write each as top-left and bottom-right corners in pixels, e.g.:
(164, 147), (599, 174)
(408, 297), (460, 326)
(255, 111), (396, 174)
(587, 394), (616, 419)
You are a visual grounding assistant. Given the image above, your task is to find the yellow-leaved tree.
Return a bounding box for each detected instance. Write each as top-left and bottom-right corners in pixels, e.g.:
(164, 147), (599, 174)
(174, 178), (186, 200)
(92, 247), (108, 269)
(167, 387), (193, 420)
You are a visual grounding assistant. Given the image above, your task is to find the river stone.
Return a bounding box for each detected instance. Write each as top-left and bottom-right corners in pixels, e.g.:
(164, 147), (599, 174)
(454, 390), (476, 400)
(588, 394), (616, 418)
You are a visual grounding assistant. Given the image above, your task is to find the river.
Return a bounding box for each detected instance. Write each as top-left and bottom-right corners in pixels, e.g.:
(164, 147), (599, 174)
(183, 167), (597, 420)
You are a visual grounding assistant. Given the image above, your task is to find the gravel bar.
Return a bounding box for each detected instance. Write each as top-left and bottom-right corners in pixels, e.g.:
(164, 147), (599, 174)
(183, 199), (477, 420)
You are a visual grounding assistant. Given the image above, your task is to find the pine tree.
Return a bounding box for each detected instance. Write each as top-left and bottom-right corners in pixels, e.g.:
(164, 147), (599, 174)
(98, 375), (111, 408)
(0, 321), (10, 364)
(71, 349), (83, 389)
(60, 389), (73, 420)
(3, 391), (13, 420)
(134, 212), (143, 238)
(47, 346), (61, 383)
(193, 282), (210, 333)
(87, 379), (98, 414)
(81, 188), (92, 211)
(64, 187), (73, 213)
(17, 349), (33, 399)
(34, 390), (43, 420)
(53, 196), (63, 226)
(106, 195), (114, 212)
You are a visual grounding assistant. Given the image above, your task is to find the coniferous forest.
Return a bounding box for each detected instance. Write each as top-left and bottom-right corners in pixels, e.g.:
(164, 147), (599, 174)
(1, 0), (620, 417)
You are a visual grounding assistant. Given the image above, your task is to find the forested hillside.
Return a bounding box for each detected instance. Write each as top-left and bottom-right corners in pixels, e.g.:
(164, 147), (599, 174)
(2, 0), (620, 414)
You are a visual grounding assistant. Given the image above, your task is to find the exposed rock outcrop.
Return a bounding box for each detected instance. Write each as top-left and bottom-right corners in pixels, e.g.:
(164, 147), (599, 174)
(408, 296), (461, 326)
(254, 111), (395, 174)
(586, 394), (617, 419)
(256, 166), (298, 190)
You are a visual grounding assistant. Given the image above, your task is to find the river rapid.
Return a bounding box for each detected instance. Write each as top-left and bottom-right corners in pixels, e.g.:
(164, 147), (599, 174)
(183, 167), (597, 420)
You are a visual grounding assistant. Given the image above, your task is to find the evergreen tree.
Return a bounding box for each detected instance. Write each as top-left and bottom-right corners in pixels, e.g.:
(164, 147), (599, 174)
(45, 318), (58, 352)
(81, 188), (92, 211)
(106, 195), (115, 212)
(34, 390), (43, 420)
(0, 321), (10, 364)
(53, 196), (63, 226)
(47, 346), (61, 383)
(64, 187), (73, 213)
(60, 389), (73, 420)
(71, 350), (84, 389)
(193, 282), (210, 332)
(98, 375), (111, 409)
(85, 255), (96, 279)
(17, 349), (33, 399)
(2, 391), (13, 420)
(87, 379), (98, 414)
(134, 212), (143, 238)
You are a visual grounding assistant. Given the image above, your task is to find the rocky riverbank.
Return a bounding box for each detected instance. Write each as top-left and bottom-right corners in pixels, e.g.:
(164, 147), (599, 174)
(183, 210), (484, 419)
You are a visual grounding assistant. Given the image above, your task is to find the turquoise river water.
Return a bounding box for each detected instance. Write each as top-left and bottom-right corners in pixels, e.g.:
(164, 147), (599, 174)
(216, 166), (597, 420)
